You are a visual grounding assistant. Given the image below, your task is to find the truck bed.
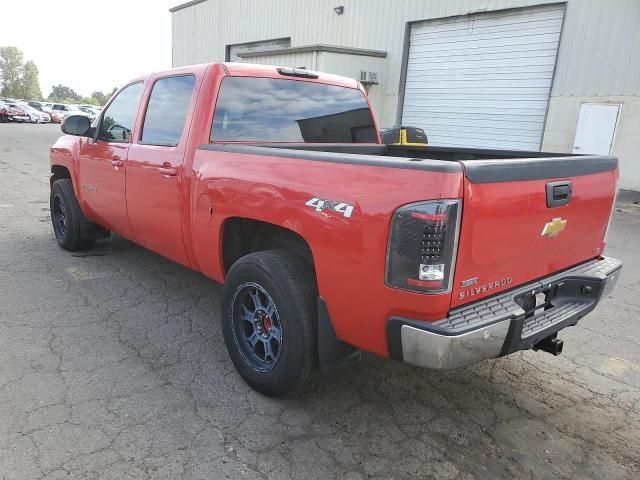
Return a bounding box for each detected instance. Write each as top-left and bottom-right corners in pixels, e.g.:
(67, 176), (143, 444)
(197, 141), (618, 309)
(199, 142), (617, 182)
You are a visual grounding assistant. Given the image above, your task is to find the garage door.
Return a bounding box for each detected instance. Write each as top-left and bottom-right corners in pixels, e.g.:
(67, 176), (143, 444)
(401, 4), (565, 150)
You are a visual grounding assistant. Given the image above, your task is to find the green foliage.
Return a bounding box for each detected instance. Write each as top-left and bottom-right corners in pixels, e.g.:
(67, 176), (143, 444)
(79, 97), (100, 106)
(22, 61), (42, 101)
(0, 46), (25, 98)
(90, 87), (118, 106)
(91, 91), (109, 105)
(0, 46), (43, 100)
(48, 84), (81, 103)
(1, 45), (113, 104)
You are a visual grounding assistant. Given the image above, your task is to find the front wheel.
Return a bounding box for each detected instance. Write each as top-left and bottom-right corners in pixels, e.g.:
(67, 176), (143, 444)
(50, 179), (94, 251)
(221, 250), (318, 397)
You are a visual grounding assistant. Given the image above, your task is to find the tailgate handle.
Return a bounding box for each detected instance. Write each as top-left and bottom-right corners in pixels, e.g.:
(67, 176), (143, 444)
(546, 181), (572, 208)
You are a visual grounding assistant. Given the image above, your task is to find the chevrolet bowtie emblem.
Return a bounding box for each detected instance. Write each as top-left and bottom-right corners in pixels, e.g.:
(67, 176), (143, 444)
(541, 217), (567, 238)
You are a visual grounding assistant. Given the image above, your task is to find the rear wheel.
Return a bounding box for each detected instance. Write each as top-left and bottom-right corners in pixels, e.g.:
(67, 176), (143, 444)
(221, 250), (317, 396)
(50, 179), (94, 251)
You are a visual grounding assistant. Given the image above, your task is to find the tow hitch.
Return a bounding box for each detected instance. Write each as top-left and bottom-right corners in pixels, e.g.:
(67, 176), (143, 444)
(534, 333), (564, 356)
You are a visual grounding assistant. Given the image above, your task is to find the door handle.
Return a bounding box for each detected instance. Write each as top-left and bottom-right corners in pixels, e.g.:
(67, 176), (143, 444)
(158, 166), (177, 177)
(546, 181), (572, 208)
(111, 155), (124, 167)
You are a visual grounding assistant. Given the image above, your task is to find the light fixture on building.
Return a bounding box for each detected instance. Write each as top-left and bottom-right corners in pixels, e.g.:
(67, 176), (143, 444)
(333, 6), (344, 15)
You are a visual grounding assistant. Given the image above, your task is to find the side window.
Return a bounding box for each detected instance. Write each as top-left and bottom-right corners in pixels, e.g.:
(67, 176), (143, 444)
(140, 75), (195, 146)
(98, 82), (144, 143)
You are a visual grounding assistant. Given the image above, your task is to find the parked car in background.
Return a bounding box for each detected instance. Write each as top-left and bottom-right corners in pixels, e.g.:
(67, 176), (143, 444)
(0, 100), (10, 122)
(3, 103), (30, 123)
(49, 110), (64, 123)
(28, 101), (45, 111)
(17, 102), (51, 123)
(76, 106), (100, 120)
(44, 103), (79, 116)
(18, 102), (51, 123)
(49, 103), (73, 115)
(30, 107), (51, 123)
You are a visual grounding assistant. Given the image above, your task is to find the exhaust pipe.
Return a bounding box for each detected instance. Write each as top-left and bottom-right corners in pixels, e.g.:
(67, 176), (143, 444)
(534, 333), (564, 356)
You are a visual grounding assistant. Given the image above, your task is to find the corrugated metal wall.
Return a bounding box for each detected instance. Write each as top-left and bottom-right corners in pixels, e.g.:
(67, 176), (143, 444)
(241, 52), (317, 70)
(552, 0), (640, 96)
(172, 0), (640, 113)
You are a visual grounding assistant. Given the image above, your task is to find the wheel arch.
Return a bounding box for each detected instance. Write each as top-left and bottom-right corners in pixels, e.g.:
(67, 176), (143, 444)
(50, 164), (72, 186)
(219, 217), (358, 373)
(220, 217), (316, 277)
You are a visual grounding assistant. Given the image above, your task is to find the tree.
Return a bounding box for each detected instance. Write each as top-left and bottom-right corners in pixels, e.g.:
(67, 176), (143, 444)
(0, 46), (25, 97)
(21, 61), (42, 100)
(48, 84), (81, 103)
(90, 90), (109, 105)
(79, 96), (99, 106)
(90, 87), (119, 106)
(0, 46), (44, 100)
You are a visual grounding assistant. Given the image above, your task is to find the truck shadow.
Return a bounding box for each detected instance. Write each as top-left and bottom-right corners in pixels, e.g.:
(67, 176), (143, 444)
(22, 232), (639, 479)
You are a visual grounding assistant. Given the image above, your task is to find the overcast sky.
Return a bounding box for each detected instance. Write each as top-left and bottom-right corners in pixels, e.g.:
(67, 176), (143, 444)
(0, 0), (181, 97)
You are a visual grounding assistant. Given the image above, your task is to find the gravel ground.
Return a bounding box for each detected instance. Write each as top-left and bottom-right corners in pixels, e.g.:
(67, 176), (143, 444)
(0, 123), (639, 480)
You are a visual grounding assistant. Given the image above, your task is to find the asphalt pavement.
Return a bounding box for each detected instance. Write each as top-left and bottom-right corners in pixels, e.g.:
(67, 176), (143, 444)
(0, 123), (639, 479)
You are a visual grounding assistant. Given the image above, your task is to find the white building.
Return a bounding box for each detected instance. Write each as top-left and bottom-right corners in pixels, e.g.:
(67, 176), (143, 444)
(171, 0), (640, 190)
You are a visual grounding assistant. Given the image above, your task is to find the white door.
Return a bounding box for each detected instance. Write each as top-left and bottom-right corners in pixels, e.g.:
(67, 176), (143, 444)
(572, 104), (621, 155)
(402, 4), (565, 150)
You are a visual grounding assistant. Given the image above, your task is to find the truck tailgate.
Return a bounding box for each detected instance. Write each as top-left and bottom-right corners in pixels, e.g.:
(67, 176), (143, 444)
(451, 156), (618, 308)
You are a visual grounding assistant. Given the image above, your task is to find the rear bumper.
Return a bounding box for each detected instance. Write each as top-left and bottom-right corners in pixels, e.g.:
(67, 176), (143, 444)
(387, 257), (622, 370)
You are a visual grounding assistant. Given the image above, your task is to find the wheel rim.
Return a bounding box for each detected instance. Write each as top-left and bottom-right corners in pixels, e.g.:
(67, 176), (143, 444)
(52, 194), (67, 239)
(230, 282), (283, 372)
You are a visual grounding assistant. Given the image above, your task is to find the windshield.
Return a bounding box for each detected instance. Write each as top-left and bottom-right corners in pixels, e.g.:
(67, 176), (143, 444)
(211, 77), (377, 143)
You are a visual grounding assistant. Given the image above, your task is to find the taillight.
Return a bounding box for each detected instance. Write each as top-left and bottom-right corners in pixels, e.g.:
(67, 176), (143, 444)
(386, 200), (461, 294)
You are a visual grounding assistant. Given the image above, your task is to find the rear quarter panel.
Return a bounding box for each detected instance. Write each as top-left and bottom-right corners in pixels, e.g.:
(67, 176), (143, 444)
(191, 150), (463, 356)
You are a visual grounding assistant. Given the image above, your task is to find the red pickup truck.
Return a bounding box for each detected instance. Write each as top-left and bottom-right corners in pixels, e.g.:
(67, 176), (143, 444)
(50, 63), (622, 396)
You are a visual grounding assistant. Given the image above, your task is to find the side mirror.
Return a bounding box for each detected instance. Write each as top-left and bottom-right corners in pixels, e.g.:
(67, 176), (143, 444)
(61, 115), (92, 137)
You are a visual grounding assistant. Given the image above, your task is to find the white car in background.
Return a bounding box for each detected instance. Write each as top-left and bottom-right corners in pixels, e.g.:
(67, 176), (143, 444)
(17, 103), (51, 123)
(44, 103), (89, 118)
(76, 105), (101, 120)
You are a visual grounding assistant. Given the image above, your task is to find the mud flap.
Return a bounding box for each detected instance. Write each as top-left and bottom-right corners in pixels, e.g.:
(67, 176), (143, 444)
(317, 297), (360, 375)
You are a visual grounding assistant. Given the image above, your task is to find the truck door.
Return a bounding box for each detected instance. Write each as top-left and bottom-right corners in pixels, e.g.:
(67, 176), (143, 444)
(125, 74), (196, 267)
(77, 82), (144, 239)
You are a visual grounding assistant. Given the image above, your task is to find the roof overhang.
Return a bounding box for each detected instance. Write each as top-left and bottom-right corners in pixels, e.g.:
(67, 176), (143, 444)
(169, 0), (207, 13)
(237, 44), (387, 59)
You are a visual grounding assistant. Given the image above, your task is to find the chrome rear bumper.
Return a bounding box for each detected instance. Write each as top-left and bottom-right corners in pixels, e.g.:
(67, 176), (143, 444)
(387, 257), (622, 370)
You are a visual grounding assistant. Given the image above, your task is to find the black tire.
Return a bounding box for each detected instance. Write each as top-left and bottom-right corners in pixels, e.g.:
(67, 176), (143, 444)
(50, 179), (94, 251)
(221, 250), (317, 397)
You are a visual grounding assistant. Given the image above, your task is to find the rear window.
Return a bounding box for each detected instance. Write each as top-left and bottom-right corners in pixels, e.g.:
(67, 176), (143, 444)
(211, 77), (377, 143)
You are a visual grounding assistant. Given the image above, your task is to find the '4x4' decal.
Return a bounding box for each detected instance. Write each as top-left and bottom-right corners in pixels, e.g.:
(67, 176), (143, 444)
(305, 197), (354, 218)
